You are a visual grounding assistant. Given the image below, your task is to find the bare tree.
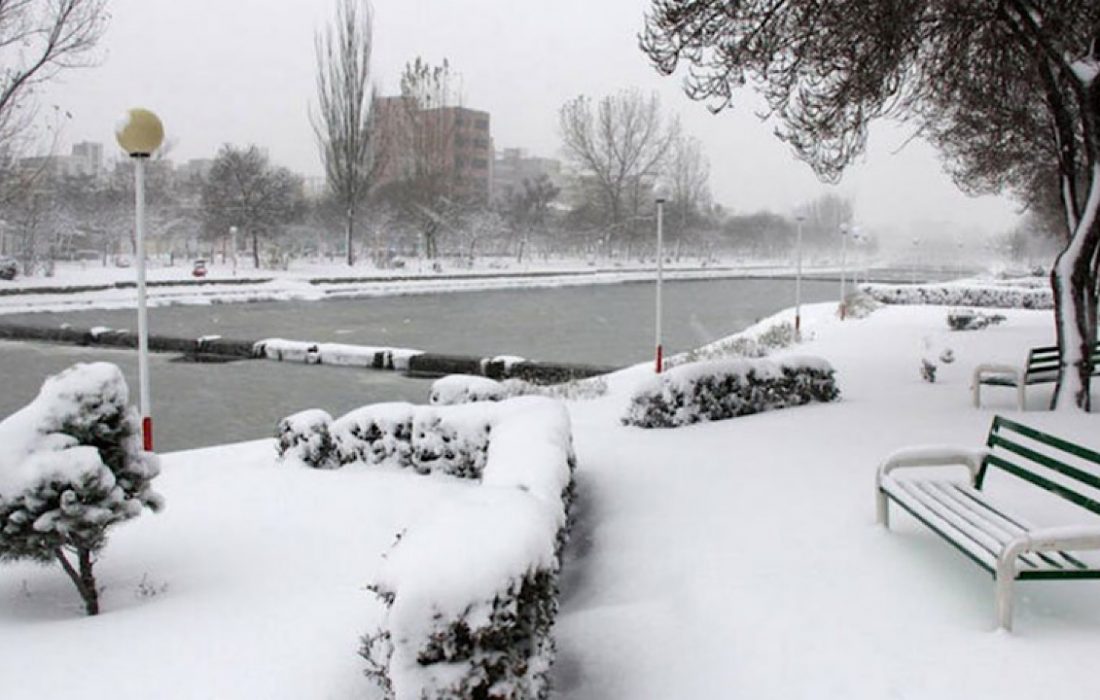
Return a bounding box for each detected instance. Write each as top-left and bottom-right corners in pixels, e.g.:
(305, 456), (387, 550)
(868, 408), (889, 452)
(666, 134), (711, 248)
(201, 145), (305, 269)
(642, 1), (1100, 410)
(559, 90), (679, 254)
(312, 0), (381, 267)
(0, 0), (106, 165)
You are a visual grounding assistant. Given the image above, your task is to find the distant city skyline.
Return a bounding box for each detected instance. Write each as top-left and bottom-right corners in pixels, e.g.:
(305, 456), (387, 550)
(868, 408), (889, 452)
(39, 0), (1022, 242)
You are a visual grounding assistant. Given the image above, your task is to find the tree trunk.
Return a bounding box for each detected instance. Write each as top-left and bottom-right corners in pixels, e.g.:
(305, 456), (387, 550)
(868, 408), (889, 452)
(55, 546), (99, 616)
(345, 205), (355, 266)
(252, 230), (260, 270)
(1051, 162), (1100, 410)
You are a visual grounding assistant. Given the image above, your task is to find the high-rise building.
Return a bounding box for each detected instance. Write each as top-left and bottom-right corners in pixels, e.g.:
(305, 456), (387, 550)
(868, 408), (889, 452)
(373, 97), (493, 205)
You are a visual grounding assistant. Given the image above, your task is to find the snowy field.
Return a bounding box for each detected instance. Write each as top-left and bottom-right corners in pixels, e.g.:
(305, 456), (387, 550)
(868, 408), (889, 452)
(2, 298), (1100, 698)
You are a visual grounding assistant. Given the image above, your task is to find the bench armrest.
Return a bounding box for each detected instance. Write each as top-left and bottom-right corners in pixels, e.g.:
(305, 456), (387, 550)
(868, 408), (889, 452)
(876, 445), (988, 487)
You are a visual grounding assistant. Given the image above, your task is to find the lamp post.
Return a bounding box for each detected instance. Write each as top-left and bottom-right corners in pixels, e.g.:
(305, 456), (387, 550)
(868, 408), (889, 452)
(115, 108), (164, 452)
(911, 236), (920, 284)
(794, 214), (805, 339)
(653, 180), (670, 373)
(839, 222), (849, 320)
(230, 225), (238, 275)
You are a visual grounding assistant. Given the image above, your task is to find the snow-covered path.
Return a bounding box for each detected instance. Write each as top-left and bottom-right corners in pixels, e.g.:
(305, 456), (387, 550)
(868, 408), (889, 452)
(553, 304), (1100, 699)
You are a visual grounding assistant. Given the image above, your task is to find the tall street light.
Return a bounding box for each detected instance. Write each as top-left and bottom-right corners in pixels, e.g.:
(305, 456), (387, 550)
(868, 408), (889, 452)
(653, 180), (670, 373)
(794, 214), (805, 339)
(115, 108), (164, 452)
(839, 222), (849, 320)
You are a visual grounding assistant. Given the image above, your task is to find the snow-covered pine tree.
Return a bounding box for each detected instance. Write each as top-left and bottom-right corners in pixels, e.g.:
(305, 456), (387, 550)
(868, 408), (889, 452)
(0, 363), (162, 615)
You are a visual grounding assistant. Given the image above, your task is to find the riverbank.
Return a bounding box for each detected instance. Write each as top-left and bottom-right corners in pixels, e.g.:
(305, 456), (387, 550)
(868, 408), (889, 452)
(1, 301), (1097, 698)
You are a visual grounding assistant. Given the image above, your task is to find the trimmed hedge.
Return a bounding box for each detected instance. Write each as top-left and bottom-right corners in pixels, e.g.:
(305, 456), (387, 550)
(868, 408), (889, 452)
(273, 398), (575, 699)
(623, 357), (840, 428)
(862, 283), (1051, 309)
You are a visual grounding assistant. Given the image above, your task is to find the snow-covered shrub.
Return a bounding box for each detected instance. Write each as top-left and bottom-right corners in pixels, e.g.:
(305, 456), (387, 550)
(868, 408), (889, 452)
(430, 374), (507, 405)
(275, 409), (338, 469)
(756, 321), (796, 350)
(946, 308), (1006, 331)
(840, 291), (880, 319)
(623, 357), (840, 428)
(360, 397), (575, 700)
(920, 359), (937, 383)
(430, 374), (609, 406)
(0, 363), (162, 615)
(863, 283), (1052, 309)
(330, 403), (415, 468)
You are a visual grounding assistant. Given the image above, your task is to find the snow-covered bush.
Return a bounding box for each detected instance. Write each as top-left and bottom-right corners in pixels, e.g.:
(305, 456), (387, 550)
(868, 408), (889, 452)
(863, 283), (1052, 309)
(275, 409), (338, 469)
(839, 291), (880, 319)
(430, 374), (608, 406)
(0, 363), (162, 615)
(429, 374), (507, 405)
(946, 308), (1006, 331)
(359, 397), (575, 700)
(623, 357), (840, 428)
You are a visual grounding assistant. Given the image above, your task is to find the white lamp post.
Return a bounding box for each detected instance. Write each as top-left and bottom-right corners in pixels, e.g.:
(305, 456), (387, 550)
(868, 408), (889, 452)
(794, 214), (805, 339)
(839, 222), (849, 320)
(230, 225), (238, 275)
(911, 236), (920, 284)
(115, 108), (164, 452)
(653, 180), (670, 373)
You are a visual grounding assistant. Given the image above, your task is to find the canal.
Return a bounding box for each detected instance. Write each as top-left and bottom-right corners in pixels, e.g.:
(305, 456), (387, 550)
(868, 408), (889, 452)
(0, 277), (837, 451)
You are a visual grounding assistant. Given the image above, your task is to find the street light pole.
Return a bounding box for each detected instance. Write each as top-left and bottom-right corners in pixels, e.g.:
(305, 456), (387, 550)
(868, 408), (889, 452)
(839, 222), (849, 320)
(654, 181), (669, 373)
(116, 108), (165, 452)
(795, 214), (804, 339)
(230, 225), (238, 276)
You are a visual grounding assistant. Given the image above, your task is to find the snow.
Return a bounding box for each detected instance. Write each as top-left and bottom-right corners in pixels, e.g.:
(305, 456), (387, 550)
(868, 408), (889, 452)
(4, 294), (1100, 698)
(255, 338), (423, 370)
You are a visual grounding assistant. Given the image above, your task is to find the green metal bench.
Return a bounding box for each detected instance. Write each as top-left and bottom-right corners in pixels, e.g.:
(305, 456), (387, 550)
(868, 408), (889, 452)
(876, 416), (1100, 630)
(972, 343), (1100, 410)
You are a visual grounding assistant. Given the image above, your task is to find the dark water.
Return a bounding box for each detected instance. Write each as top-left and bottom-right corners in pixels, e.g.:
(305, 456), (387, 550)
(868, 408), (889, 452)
(0, 278), (838, 451)
(2, 278), (837, 366)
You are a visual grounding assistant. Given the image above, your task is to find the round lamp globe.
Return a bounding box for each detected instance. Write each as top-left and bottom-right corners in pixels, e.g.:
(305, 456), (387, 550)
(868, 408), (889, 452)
(115, 108), (164, 157)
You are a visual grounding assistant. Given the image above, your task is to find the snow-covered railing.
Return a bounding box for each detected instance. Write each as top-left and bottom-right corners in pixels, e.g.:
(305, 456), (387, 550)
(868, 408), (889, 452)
(275, 397), (575, 699)
(255, 338), (423, 371)
(623, 356), (840, 428)
(862, 282), (1052, 309)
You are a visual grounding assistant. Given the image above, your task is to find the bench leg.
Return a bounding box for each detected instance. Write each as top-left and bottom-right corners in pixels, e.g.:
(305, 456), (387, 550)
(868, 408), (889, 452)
(995, 575), (1015, 631)
(876, 489), (890, 528)
(972, 380), (981, 409)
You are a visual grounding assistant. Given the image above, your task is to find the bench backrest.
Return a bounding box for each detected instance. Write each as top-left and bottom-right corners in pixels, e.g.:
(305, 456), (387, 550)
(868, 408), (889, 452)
(1026, 343), (1100, 376)
(979, 416), (1100, 516)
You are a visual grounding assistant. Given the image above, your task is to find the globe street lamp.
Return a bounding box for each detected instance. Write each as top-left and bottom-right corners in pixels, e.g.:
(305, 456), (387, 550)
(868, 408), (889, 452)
(794, 214), (805, 339)
(653, 180), (670, 373)
(115, 108), (164, 452)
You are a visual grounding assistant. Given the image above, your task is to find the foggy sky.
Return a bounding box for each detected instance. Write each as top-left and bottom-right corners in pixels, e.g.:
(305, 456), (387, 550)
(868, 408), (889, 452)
(42, 0), (1020, 241)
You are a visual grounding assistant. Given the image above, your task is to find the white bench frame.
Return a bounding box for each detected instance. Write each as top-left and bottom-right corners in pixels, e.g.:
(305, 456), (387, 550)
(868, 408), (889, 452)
(876, 445), (1100, 631)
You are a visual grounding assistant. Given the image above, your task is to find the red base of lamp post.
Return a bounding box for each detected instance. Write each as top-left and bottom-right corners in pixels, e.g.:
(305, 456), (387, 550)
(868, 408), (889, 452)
(142, 416), (153, 452)
(655, 344), (664, 374)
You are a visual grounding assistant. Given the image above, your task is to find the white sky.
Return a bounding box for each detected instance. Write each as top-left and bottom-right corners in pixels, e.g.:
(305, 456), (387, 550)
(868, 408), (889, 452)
(42, 0), (1020, 242)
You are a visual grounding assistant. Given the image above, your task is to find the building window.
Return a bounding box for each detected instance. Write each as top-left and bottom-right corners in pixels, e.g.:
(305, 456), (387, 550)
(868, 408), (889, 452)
(476, 119), (489, 131)
(472, 158), (488, 170)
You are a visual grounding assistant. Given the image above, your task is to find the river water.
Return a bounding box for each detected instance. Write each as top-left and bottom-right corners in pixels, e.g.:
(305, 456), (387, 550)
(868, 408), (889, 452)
(0, 277), (836, 451)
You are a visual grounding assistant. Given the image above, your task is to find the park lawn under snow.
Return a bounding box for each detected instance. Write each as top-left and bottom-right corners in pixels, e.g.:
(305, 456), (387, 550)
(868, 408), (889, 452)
(2, 299), (1100, 698)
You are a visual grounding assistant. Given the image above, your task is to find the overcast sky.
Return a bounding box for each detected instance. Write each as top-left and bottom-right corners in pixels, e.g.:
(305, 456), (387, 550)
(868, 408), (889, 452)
(43, 0), (1020, 243)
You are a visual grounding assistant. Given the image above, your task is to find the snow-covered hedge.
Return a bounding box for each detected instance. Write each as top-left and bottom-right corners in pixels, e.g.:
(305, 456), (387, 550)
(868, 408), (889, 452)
(862, 283), (1052, 309)
(275, 397), (576, 698)
(429, 374), (508, 405)
(0, 363), (162, 615)
(623, 357), (840, 428)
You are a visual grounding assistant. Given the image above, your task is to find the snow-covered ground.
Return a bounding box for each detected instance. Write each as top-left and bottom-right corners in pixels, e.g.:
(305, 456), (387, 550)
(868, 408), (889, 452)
(0, 257), (814, 315)
(2, 298), (1099, 698)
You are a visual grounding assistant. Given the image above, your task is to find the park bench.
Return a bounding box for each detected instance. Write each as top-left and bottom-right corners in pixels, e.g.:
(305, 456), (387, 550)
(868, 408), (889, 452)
(875, 416), (1100, 630)
(971, 343), (1100, 410)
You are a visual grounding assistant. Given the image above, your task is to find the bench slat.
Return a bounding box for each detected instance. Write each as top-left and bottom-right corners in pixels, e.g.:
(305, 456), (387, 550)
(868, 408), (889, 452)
(984, 454), (1100, 516)
(882, 476), (1100, 576)
(993, 416), (1100, 465)
(987, 432), (1100, 492)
